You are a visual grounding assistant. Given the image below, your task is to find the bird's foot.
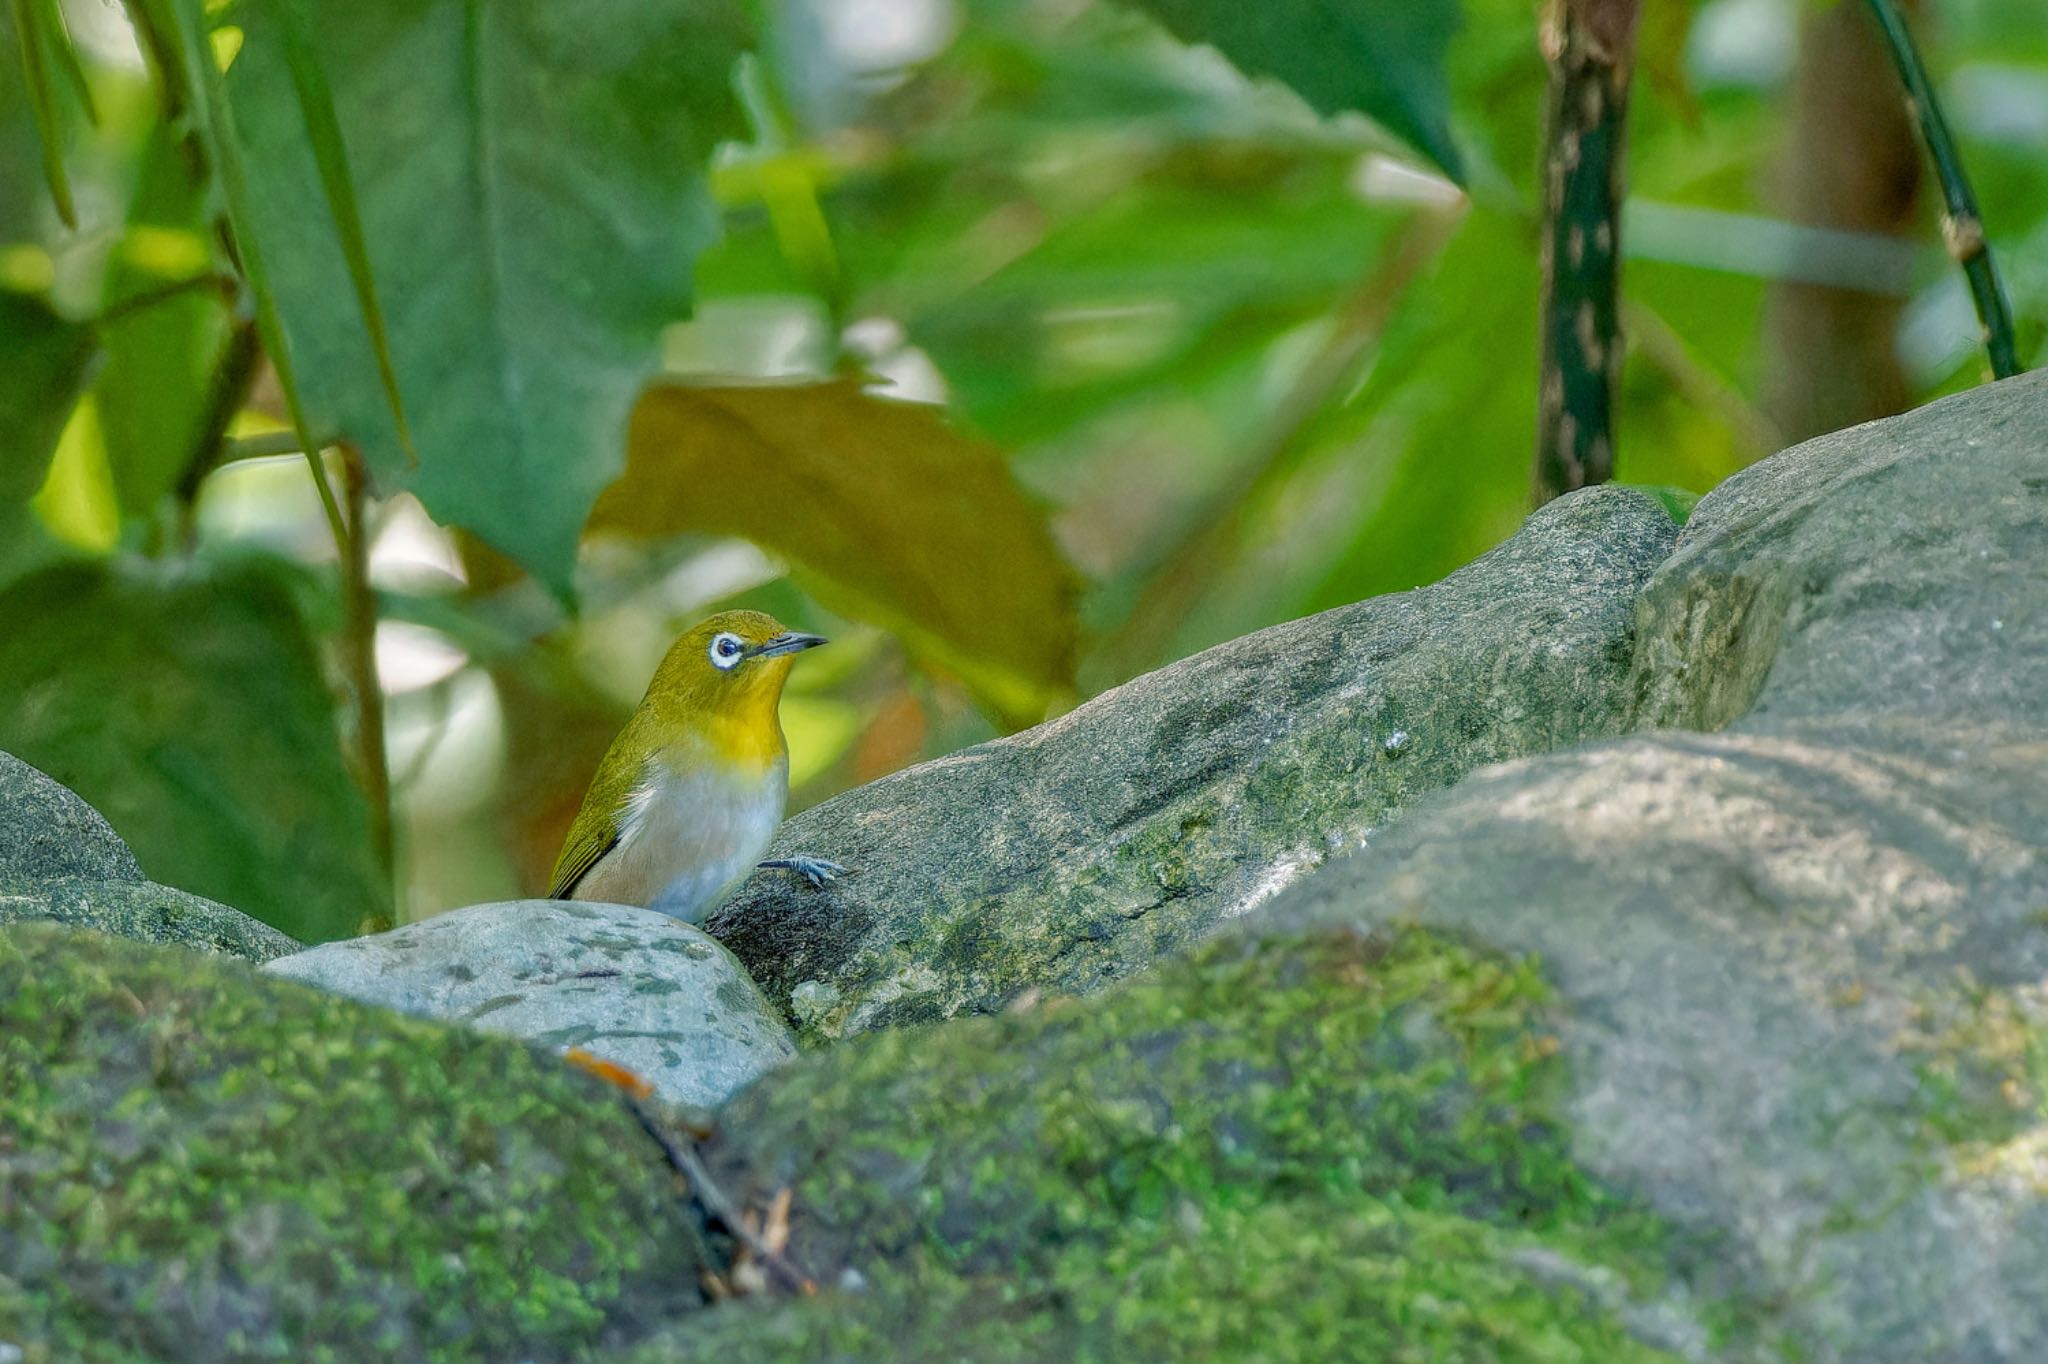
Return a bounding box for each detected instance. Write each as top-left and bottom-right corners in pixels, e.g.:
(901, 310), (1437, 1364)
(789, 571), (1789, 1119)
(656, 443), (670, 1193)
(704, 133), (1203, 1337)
(758, 855), (848, 889)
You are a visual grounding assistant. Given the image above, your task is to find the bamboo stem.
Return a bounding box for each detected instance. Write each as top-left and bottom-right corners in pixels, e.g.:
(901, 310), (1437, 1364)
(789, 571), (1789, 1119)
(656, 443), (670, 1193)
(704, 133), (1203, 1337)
(1861, 0), (2020, 379)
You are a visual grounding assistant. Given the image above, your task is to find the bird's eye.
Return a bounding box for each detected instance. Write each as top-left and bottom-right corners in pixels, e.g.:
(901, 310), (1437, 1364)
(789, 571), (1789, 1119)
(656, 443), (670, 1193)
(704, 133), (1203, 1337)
(709, 632), (745, 670)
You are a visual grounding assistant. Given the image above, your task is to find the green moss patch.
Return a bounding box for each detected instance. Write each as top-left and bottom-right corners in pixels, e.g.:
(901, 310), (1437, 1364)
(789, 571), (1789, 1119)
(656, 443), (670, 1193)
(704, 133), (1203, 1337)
(638, 926), (1703, 1360)
(0, 924), (702, 1361)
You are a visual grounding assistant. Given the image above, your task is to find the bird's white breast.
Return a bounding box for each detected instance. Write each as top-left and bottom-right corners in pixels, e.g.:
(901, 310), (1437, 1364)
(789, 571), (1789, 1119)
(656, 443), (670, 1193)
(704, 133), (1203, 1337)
(575, 755), (786, 924)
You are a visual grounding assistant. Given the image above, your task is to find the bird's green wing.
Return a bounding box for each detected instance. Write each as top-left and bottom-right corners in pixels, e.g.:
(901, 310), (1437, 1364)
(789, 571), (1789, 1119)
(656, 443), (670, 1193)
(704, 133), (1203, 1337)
(548, 821), (619, 899)
(548, 725), (649, 899)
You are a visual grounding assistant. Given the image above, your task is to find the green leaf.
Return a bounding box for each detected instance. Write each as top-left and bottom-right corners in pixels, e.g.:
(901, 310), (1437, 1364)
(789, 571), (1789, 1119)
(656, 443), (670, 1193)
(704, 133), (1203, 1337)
(263, 0), (415, 464)
(594, 379), (1079, 723)
(1624, 484), (1701, 526)
(0, 556), (387, 942)
(93, 124), (234, 518)
(1118, 0), (1465, 181)
(0, 288), (96, 503)
(213, 0), (753, 598)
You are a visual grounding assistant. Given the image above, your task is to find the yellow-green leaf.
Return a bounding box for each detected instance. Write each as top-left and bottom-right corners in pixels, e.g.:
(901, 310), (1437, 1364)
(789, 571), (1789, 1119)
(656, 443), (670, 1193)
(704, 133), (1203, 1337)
(595, 380), (1079, 723)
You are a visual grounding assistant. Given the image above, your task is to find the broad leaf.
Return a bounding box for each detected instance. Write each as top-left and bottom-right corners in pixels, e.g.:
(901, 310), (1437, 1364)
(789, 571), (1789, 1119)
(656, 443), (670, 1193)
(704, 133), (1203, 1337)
(0, 557), (387, 942)
(594, 380), (1079, 722)
(0, 289), (95, 503)
(214, 0), (752, 597)
(1119, 0), (1465, 181)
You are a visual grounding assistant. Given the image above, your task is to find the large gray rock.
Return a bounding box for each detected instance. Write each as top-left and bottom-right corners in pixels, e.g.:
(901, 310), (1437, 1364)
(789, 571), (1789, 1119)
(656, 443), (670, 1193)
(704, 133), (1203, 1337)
(265, 900), (797, 1110)
(0, 751), (298, 962)
(714, 485), (1682, 1043)
(1263, 370), (2048, 1361)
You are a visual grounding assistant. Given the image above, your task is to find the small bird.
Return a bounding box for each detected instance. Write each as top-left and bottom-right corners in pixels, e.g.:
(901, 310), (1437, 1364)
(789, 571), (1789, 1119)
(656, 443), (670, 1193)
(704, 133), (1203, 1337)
(549, 610), (844, 923)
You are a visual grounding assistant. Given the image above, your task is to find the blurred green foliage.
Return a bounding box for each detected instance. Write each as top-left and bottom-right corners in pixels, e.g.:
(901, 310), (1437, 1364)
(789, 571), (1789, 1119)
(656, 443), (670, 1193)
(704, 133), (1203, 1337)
(0, 557), (384, 939)
(0, 0), (2042, 931)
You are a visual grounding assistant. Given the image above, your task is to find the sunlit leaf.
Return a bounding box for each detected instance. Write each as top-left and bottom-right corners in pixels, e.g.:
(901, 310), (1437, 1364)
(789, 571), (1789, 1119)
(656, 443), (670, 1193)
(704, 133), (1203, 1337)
(0, 556), (387, 942)
(594, 379), (1079, 722)
(30, 396), (117, 551)
(1118, 0), (1465, 180)
(0, 288), (95, 503)
(213, 0), (753, 598)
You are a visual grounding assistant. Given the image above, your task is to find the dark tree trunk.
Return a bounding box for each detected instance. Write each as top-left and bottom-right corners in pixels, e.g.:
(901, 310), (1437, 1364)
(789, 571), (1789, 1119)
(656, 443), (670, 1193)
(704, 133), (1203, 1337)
(1535, 0), (1641, 503)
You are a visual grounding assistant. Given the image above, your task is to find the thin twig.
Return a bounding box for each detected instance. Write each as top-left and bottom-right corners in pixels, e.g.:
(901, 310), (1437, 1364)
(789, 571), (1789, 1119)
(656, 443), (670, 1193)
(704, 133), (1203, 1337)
(1861, 0), (2020, 379)
(340, 446), (396, 929)
(216, 429), (313, 462)
(628, 1098), (817, 1295)
(95, 271), (239, 329)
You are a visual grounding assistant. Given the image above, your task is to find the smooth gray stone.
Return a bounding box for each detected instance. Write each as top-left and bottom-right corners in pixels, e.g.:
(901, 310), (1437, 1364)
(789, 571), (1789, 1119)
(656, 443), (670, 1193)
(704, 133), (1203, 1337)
(266, 899), (797, 1110)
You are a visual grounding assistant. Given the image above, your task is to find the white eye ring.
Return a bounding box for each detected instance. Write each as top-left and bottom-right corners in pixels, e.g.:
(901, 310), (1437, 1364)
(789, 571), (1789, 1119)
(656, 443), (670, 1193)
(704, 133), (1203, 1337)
(709, 632), (745, 670)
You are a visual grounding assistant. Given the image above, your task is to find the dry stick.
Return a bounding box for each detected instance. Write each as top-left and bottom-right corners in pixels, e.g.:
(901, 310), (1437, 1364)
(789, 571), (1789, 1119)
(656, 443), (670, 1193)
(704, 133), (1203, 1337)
(1103, 211), (1459, 679)
(1535, 0), (1642, 503)
(628, 1098), (818, 1295)
(1861, 0), (2020, 380)
(338, 448), (396, 931)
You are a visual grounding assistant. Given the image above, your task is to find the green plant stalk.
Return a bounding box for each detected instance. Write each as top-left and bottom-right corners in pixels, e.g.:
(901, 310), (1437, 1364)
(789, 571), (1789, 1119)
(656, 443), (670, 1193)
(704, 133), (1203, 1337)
(340, 447), (396, 929)
(12, 0), (77, 225)
(1534, 0), (1641, 503)
(1861, 0), (2020, 379)
(171, 317), (262, 517)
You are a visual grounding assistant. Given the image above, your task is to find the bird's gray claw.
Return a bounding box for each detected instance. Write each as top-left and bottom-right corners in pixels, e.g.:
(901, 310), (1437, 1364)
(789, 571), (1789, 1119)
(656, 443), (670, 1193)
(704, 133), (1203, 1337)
(758, 856), (848, 889)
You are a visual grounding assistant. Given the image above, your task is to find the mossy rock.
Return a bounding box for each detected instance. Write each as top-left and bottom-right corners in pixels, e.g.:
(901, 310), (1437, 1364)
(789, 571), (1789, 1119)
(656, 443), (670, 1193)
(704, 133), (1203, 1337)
(715, 486), (1682, 1044)
(0, 751), (298, 964)
(626, 926), (1738, 1361)
(0, 924), (705, 1361)
(1261, 372), (2048, 1360)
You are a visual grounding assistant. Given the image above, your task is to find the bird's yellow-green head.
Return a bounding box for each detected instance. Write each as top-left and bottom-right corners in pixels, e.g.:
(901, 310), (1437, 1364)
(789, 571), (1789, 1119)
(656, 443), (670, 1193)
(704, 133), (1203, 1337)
(637, 609), (827, 770)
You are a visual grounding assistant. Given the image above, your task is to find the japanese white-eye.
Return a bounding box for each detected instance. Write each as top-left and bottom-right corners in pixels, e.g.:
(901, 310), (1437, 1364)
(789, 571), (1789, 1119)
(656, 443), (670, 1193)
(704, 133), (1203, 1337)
(549, 610), (842, 923)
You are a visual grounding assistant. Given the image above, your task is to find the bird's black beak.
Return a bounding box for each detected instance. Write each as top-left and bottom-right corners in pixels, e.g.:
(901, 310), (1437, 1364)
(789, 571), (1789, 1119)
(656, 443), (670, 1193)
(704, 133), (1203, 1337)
(749, 631), (828, 659)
